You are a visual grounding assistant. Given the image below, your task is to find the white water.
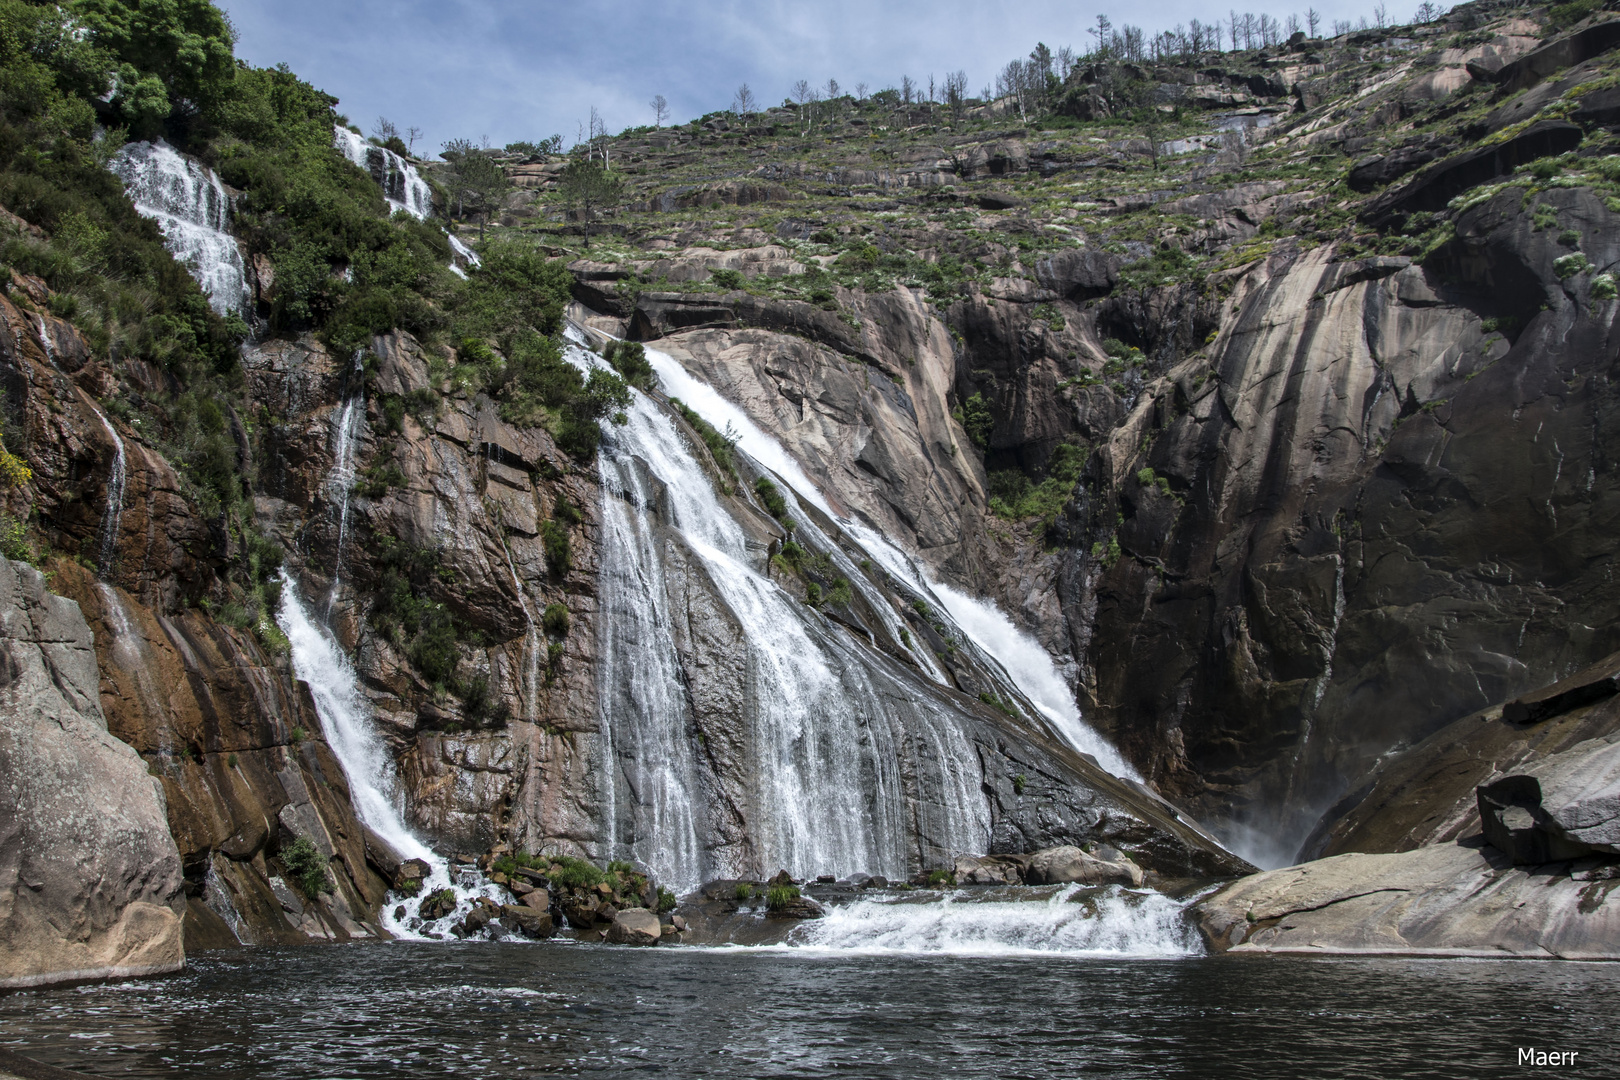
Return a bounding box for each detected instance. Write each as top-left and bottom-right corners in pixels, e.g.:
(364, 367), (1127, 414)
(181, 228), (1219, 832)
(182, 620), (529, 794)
(333, 126), (433, 219)
(448, 233), (482, 270)
(91, 407), (127, 578)
(108, 141), (249, 317)
(278, 579), (507, 940)
(323, 352), (365, 614)
(787, 886), (1201, 957)
(580, 342), (990, 888)
(643, 343), (1135, 779)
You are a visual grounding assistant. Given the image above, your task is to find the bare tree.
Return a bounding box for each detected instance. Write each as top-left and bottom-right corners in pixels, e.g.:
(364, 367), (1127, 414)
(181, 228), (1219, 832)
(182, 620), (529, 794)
(405, 125), (423, 155)
(854, 81), (869, 102)
(1229, 10), (1240, 50)
(943, 69), (969, 123)
(650, 94), (669, 128)
(1286, 13), (1301, 37)
(1307, 8), (1321, 36)
(1374, 2), (1389, 28)
(1414, 2), (1442, 22)
(792, 79), (812, 131)
(826, 78), (839, 100)
(1332, 18), (1351, 35)
(1056, 45), (1076, 80)
(900, 74), (915, 104)
(588, 106), (610, 169)
(733, 83), (758, 127)
(372, 116), (400, 146)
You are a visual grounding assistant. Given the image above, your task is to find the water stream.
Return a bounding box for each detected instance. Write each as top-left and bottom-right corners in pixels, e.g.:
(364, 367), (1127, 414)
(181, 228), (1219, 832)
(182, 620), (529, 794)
(322, 351), (366, 615)
(333, 126), (434, 220)
(107, 141), (249, 317)
(91, 407), (127, 578)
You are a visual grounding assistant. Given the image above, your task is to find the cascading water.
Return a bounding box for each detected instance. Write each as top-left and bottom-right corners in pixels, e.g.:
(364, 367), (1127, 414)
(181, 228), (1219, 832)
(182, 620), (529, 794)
(108, 141), (250, 317)
(333, 126), (433, 219)
(579, 341), (991, 889)
(642, 344), (1135, 780)
(278, 578), (506, 940)
(447, 233), (482, 279)
(91, 408), (127, 578)
(323, 351), (366, 614)
(788, 884), (1203, 957)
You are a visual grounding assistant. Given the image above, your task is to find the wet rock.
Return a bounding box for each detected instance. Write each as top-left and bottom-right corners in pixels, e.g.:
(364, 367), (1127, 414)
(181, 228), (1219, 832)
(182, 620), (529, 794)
(462, 905), (492, 935)
(560, 893), (599, 927)
(606, 907), (662, 945)
(0, 558), (185, 988)
(418, 890), (456, 921)
(1026, 845), (1145, 887)
(522, 887), (551, 912)
(764, 896), (825, 920)
(954, 853), (1028, 885)
(501, 905), (555, 938)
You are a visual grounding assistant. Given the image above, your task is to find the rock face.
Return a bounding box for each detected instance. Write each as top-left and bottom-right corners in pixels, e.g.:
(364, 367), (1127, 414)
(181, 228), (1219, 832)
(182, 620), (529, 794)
(0, 558), (184, 987)
(1026, 845), (1145, 887)
(1194, 842), (1620, 959)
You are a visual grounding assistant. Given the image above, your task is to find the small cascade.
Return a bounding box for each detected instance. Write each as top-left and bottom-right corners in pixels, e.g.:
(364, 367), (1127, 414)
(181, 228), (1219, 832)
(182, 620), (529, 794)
(278, 579), (507, 940)
(91, 407), (127, 579)
(202, 863), (251, 945)
(496, 533), (541, 722)
(107, 141), (249, 317)
(789, 885), (1202, 956)
(323, 351), (366, 614)
(333, 126), (433, 220)
(447, 233), (482, 279)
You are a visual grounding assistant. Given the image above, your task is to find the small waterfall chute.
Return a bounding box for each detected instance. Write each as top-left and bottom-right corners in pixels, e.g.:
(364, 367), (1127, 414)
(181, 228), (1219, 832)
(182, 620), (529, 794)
(333, 125), (433, 220)
(90, 406), (127, 578)
(108, 141), (250, 317)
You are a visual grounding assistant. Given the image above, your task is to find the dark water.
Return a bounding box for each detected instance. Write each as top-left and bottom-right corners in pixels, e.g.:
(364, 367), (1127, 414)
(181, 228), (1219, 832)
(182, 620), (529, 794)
(1, 943), (1615, 1079)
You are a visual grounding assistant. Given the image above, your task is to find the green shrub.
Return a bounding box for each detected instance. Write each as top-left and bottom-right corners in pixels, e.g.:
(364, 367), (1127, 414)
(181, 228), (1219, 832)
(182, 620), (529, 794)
(670, 398), (737, 478)
(804, 581), (822, 606)
(289, 726), (306, 743)
(657, 887), (677, 913)
(1013, 773), (1028, 795)
(828, 578), (852, 607)
(282, 836), (329, 897)
(1592, 273), (1618, 300)
(0, 515), (34, 564)
(1555, 253), (1590, 279)
(709, 267), (745, 289)
(542, 602), (570, 637)
(607, 859), (634, 874)
(925, 869), (955, 887)
(765, 883), (801, 909)
(951, 392), (993, 450)
(754, 475), (789, 518)
(541, 518), (572, 576)
(734, 882), (755, 901)
(549, 855), (605, 888)
(227, 753), (239, 768)
(604, 339), (654, 389)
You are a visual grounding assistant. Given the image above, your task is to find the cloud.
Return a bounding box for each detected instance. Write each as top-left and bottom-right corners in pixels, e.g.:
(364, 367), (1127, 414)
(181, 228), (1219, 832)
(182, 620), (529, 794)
(217, 0), (1403, 154)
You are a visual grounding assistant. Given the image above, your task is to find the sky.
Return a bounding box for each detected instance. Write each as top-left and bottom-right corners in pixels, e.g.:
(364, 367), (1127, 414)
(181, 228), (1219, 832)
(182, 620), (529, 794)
(217, 0), (1418, 157)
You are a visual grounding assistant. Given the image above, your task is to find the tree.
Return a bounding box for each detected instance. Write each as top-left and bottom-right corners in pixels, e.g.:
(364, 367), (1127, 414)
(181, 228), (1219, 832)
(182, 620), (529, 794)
(1414, 2), (1442, 23)
(650, 93), (668, 128)
(442, 142), (510, 238)
(1307, 8), (1322, 36)
(900, 74), (914, 105)
(373, 116), (399, 142)
(72, 0), (238, 129)
(854, 81), (868, 102)
(557, 158), (624, 249)
(944, 70), (969, 123)
(733, 83), (757, 127)
(406, 125), (423, 154)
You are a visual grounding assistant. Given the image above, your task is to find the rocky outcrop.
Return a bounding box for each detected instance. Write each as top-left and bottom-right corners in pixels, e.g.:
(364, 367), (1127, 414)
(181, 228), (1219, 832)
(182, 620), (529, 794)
(1194, 841), (1620, 959)
(0, 558), (184, 987)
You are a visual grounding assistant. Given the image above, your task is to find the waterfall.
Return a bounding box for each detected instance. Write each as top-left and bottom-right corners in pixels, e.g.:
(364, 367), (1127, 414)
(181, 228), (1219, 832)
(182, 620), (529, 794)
(643, 345), (1136, 780)
(333, 126), (433, 220)
(447, 233), (482, 278)
(278, 578), (506, 940)
(91, 407), (127, 578)
(580, 342), (991, 888)
(108, 141), (249, 317)
(323, 352), (366, 614)
(789, 885), (1202, 956)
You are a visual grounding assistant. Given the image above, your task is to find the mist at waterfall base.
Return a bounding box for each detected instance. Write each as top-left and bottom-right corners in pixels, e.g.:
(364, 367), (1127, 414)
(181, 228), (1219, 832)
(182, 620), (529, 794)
(4, 950), (1615, 1080)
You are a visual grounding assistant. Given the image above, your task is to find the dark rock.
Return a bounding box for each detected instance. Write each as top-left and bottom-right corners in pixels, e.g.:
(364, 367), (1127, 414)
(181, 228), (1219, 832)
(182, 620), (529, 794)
(1494, 19), (1620, 93)
(522, 887), (551, 912)
(1346, 140), (1453, 192)
(976, 192), (1022, 210)
(1502, 651), (1620, 725)
(764, 896), (825, 920)
(1573, 86), (1620, 126)
(500, 905), (555, 938)
(1362, 121), (1584, 223)
(1034, 249), (1121, 301)
(462, 905), (492, 935)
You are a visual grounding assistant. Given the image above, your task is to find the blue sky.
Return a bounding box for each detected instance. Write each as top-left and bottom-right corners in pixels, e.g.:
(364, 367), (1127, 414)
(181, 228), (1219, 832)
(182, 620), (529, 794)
(218, 0), (1413, 157)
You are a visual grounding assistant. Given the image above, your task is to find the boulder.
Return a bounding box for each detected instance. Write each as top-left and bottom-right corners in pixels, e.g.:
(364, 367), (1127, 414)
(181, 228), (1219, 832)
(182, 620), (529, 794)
(522, 887), (551, 912)
(0, 558), (186, 988)
(1502, 651), (1620, 725)
(1026, 845), (1145, 887)
(1477, 734), (1620, 863)
(764, 896), (825, 920)
(1493, 19), (1620, 93)
(560, 892), (598, 927)
(1194, 843), (1620, 960)
(1034, 249), (1121, 301)
(606, 907), (662, 945)
(500, 905), (554, 938)
(953, 854), (1027, 885)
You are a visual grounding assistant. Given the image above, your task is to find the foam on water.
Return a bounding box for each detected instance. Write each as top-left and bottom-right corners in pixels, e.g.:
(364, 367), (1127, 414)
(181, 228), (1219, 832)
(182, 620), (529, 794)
(333, 126), (433, 219)
(785, 885), (1202, 957)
